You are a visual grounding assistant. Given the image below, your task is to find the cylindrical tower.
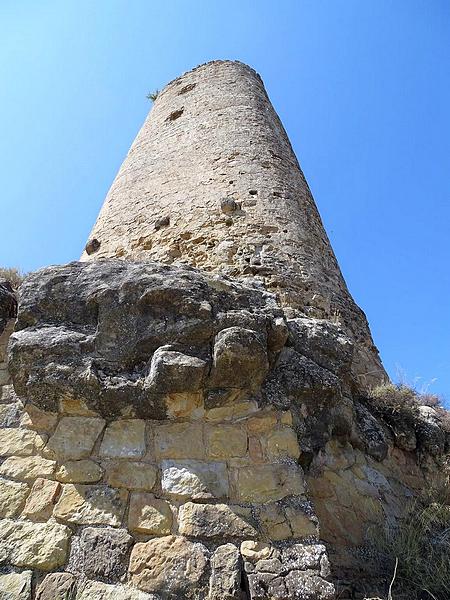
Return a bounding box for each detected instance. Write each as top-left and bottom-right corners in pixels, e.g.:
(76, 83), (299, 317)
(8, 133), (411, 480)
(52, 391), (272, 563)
(82, 60), (384, 386)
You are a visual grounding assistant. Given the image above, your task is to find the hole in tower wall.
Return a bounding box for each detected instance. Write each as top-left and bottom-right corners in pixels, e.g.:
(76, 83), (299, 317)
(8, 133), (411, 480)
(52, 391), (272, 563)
(166, 108), (184, 122)
(249, 190), (258, 196)
(178, 82), (196, 95)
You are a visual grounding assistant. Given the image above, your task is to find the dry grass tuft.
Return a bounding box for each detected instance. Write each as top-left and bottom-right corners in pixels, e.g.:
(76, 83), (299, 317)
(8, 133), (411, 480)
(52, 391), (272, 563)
(0, 267), (24, 289)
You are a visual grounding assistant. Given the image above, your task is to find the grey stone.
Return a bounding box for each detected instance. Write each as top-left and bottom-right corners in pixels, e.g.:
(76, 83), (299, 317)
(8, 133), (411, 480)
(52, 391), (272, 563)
(79, 527), (133, 582)
(161, 459), (229, 499)
(0, 571), (32, 600)
(0, 280), (16, 335)
(146, 346), (207, 393)
(209, 543), (242, 599)
(36, 572), (76, 600)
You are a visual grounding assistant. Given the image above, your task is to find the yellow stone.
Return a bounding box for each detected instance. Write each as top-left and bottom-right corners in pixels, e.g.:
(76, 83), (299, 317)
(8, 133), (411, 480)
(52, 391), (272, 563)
(1, 428), (46, 457)
(55, 460), (103, 483)
(165, 392), (204, 420)
(0, 477), (29, 518)
(128, 493), (173, 534)
(234, 464), (305, 503)
(107, 461), (157, 491)
(205, 401), (258, 422)
(280, 411), (293, 426)
(265, 427), (301, 459)
(99, 419), (146, 458)
(206, 425), (247, 458)
(22, 478), (61, 521)
(154, 422), (204, 459)
(21, 403), (58, 433)
(0, 456), (56, 482)
(53, 484), (127, 526)
(247, 413), (277, 434)
(46, 417), (105, 460)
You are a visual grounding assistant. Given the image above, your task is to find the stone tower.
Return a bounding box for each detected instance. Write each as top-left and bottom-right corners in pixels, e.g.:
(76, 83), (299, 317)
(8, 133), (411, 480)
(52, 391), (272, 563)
(82, 60), (384, 387)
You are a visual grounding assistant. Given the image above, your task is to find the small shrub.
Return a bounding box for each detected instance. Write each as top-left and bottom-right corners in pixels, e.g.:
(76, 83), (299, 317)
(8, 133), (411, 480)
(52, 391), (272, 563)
(0, 267), (24, 289)
(146, 89), (159, 102)
(370, 498), (450, 599)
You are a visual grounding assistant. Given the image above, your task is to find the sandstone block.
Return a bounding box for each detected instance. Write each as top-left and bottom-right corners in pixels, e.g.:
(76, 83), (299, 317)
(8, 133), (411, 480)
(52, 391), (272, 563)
(178, 502), (257, 538)
(76, 581), (156, 599)
(284, 571), (335, 600)
(36, 573), (76, 600)
(128, 493), (173, 534)
(0, 455), (56, 482)
(0, 571), (32, 600)
(129, 535), (208, 597)
(1, 428), (46, 457)
(0, 401), (22, 428)
(154, 422), (204, 459)
(80, 527), (133, 581)
(205, 400), (258, 422)
(106, 461), (157, 490)
(0, 518), (71, 570)
(53, 484), (127, 526)
(47, 417), (105, 460)
(21, 403), (58, 433)
(209, 543), (242, 600)
(99, 419), (146, 458)
(234, 464), (305, 503)
(206, 425), (247, 458)
(258, 503), (291, 541)
(22, 477), (61, 521)
(161, 459), (228, 499)
(59, 397), (99, 416)
(247, 412), (277, 434)
(285, 506), (318, 538)
(56, 460), (103, 483)
(147, 347), (207, 393)
(265, 427), (301, 459)
(0, 477), (29, 517)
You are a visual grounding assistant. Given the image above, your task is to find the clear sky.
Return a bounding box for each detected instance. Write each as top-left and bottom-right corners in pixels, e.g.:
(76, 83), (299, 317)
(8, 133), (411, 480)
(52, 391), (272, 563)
(0, 1), (449, 400)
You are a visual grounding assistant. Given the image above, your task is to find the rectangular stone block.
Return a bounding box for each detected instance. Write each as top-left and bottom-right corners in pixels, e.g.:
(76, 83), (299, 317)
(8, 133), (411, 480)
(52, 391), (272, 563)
(1, 428), (46, 457)
(205, 425), (247, 459)
(154, 422), (204, 459)
(128, 492), (173, 534)
(55, 459), (103, 483)
(0, 476), (29, 518)
(99, 419), (146, 458)
(233, 464), (305, 503)
(178, 502), (257, 538)
(106, 461), (157, 491)
(0, 455), (56, 482)
(46, 417), (105, 460)
(161, 459), (229, 499)
(22, 478), (61, 521)
(53, 484), (127, 526)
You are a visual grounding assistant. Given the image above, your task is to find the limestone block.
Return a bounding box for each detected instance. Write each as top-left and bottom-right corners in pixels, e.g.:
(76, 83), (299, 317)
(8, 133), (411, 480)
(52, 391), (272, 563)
(284, 571), (335, 600)
(0, 455), (56, 482)
(80, 527), (133, 582)
(206, 424), (247, 458)
(76, 581), (156, 599)
(0, 518), (71, 570)
(21, 403), (58, 433)
(240, 541), (273, 561)
(36, 573), (76, 600)
(154, 422), (204, 459)
(99, 420), (146, 458)
(178, 502), (257, 538)
(247, 412), (277, 434)
(0, 401), (22, 428)
(59, 397), (99, 416)
(106, 461), (157, 490)
(0, 477), (29, 517)
(47, 417), (105, 460)
(205, 400), (258, 422)
(129, 535), (208, 597)
(285, 506), (318, 538)
(128, 493), (173, 534)
(53, 484), (127, 526)
(147, 347), (207, 393)
(56, 460), (103, 483)
(265, 427), (301, 459)
(161, 459), (229, 499)
(234, 464), (305, 503)
(0, 571), (32, 600)
(209, 543), (242, 600)
(1, 428), (46, 457)
(22, 477), (61, 521)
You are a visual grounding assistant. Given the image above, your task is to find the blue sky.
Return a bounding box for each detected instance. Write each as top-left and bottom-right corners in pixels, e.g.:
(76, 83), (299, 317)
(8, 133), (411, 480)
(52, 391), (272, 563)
(0, 1), (449, 400)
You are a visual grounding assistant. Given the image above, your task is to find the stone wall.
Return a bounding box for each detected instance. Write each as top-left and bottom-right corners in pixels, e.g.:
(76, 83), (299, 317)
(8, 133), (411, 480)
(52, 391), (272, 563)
(1, 261), (448, 599)
(81, 60), (385, 389)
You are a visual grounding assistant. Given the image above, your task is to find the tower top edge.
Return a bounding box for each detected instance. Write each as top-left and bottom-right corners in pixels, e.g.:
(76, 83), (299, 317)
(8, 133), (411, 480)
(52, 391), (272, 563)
(157, 60), (262, 99)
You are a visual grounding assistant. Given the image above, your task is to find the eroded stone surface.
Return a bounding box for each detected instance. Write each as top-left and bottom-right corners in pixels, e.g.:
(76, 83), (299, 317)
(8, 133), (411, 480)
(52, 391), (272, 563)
(53, 484), (127, 526)
(79, 527), (133, 582)
(99, 420), (146, 458)
(47, 417), (105, 460)
(36, 572), (76, 600)
(0, 477), (29, 517)
(209, 543), (242, 600)
(161, 459), (229, 499)
(0, 571), (32, 600)
(22, 477), (61, 521)
(129, 535), (209, 597)
(128, 493), (173, 534)
(178, 502), (257, 539)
